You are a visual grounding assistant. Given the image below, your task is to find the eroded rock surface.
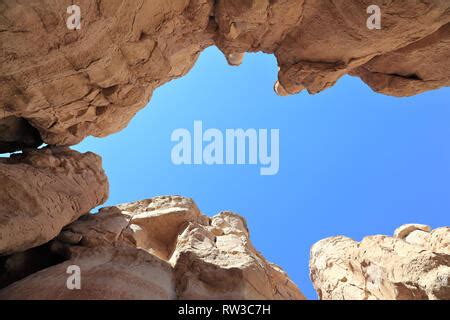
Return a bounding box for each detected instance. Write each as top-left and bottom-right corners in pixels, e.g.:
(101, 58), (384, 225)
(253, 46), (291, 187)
(310, 224), (450, 300)
(1, 0), (449, 150)
(350, 23), (450, 97)
(0, 147), (109, 255)
(0, 196), (304, 300)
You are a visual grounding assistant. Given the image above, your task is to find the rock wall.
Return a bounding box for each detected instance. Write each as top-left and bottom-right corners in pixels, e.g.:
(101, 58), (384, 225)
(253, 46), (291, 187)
(1, 0), (449, 150)
(310, 224), (450, 300)
(0, 196), (305, 300)
(0, 147), (109, 255)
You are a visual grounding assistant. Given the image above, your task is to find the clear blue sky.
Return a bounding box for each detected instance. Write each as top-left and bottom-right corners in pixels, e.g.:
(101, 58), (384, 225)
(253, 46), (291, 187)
(75, 47), (450, 299)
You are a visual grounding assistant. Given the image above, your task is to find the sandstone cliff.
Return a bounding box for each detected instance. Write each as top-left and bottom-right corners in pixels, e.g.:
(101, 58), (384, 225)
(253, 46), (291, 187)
(310, 224), (450, 300)
(0, 196), (305, 300)
(1, 0), (449, 151)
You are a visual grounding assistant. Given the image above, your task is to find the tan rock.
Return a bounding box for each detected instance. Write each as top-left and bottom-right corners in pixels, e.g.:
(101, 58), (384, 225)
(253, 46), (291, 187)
(350, 23), (450, 97)
(225, 52), (245, 66)
(0, 0), (215, 148)
(310, 225), (450, 300)
(0, 1), (449, 149)
(0, 246), (176, 300)
(394, 223), (431, 239)
(404, 226), (450, 255)
(404, 230), (431, 248)
(429, 227), (450, 255)
(0, 147), (109, 255)
(0, 196), (304, 300)
(173, 211), (303, 299)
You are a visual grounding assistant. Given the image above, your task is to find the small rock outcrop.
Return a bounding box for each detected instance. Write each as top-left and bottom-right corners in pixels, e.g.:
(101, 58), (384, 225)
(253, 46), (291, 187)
(0, 147), (109, 255)
(310, 224), (450, 300)
(0, 196), (305, 300)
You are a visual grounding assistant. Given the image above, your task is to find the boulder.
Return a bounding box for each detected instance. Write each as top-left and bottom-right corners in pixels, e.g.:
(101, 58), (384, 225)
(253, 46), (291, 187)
(0, 147), (109, 255)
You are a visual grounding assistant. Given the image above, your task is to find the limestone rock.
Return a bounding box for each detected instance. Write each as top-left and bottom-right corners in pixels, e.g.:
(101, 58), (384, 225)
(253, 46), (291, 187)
(0, 147), (109, 255)
(0, 196), (304, 300)
(1, 1), (449, 150)
(310, 225), (450, 300)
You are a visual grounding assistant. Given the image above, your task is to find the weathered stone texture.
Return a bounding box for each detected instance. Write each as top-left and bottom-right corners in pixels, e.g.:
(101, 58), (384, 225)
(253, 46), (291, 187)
(1, 1), (448, 150)
(0, 147), (109, 255)
(310, 224), (450, 300)
(0, 196), (304, 300)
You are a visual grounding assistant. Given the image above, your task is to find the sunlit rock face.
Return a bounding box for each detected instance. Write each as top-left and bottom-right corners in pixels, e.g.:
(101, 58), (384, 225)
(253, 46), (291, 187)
(0, 196), (305, 300)
(0, 0), (215, 149)
(310, 224), (450, 300)
(1, 0), (449, 150)
(0, 147), (109, 255)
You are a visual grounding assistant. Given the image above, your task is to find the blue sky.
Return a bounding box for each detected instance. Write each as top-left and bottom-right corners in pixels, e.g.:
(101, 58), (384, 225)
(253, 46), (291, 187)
(75, 47), (450, 299)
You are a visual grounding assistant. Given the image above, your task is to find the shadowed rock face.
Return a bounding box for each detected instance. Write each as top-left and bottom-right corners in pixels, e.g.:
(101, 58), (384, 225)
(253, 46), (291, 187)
(0, 242), (67, 289)
(309, 224), (450, 300)
(0, 147), (109, 255)
(1, 0), (449, 150)
(0, 196), (305, 300)
(0, 117), (43, 153)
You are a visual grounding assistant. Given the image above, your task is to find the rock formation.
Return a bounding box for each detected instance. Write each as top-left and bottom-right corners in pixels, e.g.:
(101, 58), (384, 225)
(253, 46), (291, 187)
(0, 196), (305, 300)
(0, 147), (109, 255)
(0, 0), (449, 301)
(350, 23), (450, 97)
(310, 224), (450, 300)
(1, 0), (449, 151)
